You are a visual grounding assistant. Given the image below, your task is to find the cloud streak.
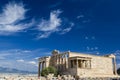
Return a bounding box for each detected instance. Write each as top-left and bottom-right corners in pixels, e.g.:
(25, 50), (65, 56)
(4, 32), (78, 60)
(16, 59), (24, 62)
(0, 49), (51, 71)
(38, 10), (61, 32)
(0, 2), (26, 24)
(0, 2), (74, 38)
(37, 10), (74, 39)
(37, 10), (61, 39)
(0, 2), (33, 35)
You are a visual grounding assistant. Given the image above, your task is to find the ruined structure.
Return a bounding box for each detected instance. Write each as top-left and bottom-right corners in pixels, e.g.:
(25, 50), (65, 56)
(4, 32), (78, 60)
(38, 50), (119, 78)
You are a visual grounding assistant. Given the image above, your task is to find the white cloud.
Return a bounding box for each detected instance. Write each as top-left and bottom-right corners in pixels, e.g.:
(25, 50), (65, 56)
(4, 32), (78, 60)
(34, 57), (39, 60)
(37, 10), (61, 39)
(0, 53), (11, 60)
(22, 50), (31, 53)
(0, 49), (51, 71)
(85, 36), (96, 40)
(77, 15), (84, 19)
(38, 10), (62, 32)
(0, 2), (74, 38)
(37, 31), (52, 39)
(0, 60), (38, 72)
(60, 27), (72, 34)
(0, 2), (26, 24)
(0, 2), (32, 35)
(16, 59), (24, 62)
(37, 10), (74, 39)
(86, 46), (98, 51)
(37, 22), (74, 39)
(60, 22), (74, 34)
(28, 61), (37, 65)
(96, 52), (100, 55)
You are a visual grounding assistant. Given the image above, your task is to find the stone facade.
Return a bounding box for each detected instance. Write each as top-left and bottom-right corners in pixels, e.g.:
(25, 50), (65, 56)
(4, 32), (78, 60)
(38, 50), (119, 78)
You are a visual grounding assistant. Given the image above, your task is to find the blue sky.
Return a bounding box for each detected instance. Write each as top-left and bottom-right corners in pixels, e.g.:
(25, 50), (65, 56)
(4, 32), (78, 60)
(0, 0), (120, 72)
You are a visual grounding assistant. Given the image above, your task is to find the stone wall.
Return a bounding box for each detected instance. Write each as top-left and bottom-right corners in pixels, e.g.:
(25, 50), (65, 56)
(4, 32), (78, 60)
(69, 52), (114, 76)
(38, 50), (116, 77)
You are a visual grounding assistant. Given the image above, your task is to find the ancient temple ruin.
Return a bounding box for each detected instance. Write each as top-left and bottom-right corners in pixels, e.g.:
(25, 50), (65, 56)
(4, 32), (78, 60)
(38, 50), (119, 78)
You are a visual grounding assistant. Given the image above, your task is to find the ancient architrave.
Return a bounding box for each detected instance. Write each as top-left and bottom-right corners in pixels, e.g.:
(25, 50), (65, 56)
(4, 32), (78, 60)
(38, 50), (119, 78)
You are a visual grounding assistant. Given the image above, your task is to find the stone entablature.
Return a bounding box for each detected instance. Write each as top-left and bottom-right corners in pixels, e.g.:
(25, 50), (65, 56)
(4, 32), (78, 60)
(38, 50), (119, 78)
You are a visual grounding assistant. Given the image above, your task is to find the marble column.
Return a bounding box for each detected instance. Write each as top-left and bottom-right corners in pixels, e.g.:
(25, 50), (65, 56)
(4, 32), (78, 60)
(38, 62), (41, 77)
(82, 60), (85, 68)
(43, 61), (46, 69)
(73, 60), (74, 68)
(59, 56), (61, 64)
(71, 60), (74, 68)
(78, 60), (80, 68)
(113, 57), (117, 75)
(69, 60), (71, 68)
(42, 62), (44, 69)
(76, 59), (78, 68)
(65, 55), (68, 69)
(44, 61), (46, 68)
(56, 56), (58, 69)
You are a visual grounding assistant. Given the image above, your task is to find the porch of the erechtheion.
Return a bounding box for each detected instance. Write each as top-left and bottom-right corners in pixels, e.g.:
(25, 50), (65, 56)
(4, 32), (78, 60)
(69, 56), (92, 69)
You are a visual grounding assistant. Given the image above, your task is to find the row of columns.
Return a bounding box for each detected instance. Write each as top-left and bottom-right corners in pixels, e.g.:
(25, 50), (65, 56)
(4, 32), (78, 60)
(52, 54), (68, 70)
(70, 59), (91, 68)
(78, 60), (91, 68)
(57, 54), (68, 64)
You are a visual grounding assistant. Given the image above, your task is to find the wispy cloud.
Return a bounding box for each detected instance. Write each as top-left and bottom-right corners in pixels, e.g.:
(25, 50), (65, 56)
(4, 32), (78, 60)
(60, 27), (72, 34)
(38, 10), (62, 32)
(16, 59), (24, 62)
(37, 10), (74, 39)
(0, 49), (51, 71)
(28, 61), (37, 65)
(0, 2), (33, 35)
(85, 36), (96, 40)
(0, 2), (26, 24)
(34, 57), (39, 60)
(37, 31), (52, 39)
(77, 15), (84, 19)
(86, 46), (98, 51)
(37, 10), (61, 39)
(0, 53), (11, 60)
(0, 2), (74, 38)
(60, 22), (74, 34)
